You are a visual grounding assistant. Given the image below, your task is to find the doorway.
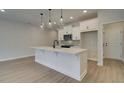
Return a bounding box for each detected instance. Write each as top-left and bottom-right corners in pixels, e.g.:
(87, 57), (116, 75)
(80, 31), (98, 61)
(103, 22), (124, 61)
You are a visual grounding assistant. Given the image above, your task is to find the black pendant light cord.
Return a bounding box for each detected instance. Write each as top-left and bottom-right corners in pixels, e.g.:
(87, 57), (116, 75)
(40, 13), (43, 25)
(48, 9), (52, 23)
(61, 9), (63, 19)
(40, 9), (65, 28)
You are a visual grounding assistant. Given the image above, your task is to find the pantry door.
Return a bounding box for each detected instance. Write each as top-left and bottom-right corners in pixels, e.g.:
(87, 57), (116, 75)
(103, 22), (123, 60)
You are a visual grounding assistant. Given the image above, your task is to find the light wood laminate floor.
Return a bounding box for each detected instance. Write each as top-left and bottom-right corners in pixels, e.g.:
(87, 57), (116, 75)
(0, 57), (124, 83)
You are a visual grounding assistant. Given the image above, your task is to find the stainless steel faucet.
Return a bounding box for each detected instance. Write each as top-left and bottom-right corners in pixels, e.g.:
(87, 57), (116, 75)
(53, 40), (59, 48)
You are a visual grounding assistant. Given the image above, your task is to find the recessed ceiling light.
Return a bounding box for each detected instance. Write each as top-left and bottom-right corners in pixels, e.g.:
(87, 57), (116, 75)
(83, 10), (87, 13)
(0, 9), (5, 12)
(70, 16), (73, 19)
(53, 22), (56, 24)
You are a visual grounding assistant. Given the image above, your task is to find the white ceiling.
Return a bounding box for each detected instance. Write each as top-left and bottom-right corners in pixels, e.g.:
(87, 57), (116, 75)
(0, 9), (97, 30)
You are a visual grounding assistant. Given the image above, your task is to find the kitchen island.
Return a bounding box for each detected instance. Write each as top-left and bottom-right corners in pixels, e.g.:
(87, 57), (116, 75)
(32, 47), (87, 81)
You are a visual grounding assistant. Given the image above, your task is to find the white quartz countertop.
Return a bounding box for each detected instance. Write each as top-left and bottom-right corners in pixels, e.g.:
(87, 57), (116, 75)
(32, 46), (87, 54)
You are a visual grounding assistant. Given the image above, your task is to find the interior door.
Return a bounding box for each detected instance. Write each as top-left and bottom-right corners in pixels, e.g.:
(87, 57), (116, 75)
(103, 22), (123, 60)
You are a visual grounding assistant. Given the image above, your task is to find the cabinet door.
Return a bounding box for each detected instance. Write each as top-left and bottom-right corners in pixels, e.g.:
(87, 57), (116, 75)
(87, 18), (99, 30)
(72, 26), (80, 40)
(64, 25), (72, 34)
(77, 28), (81, 40)
(58, 29), (64, 40)
(80, 21), (87, 31)
(80, 18), (99, 32)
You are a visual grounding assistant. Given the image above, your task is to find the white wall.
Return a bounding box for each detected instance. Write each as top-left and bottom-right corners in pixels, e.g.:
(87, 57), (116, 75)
(98, 9), (124, 65)
(46, 30), (58, 46)
(122, 23), (124, 61)
(98, 9), (124, 24)
(0, 18), (57, 61)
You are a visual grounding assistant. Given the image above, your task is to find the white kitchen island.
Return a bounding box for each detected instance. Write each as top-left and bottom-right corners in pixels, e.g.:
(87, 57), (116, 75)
(32, 47), (87, 81)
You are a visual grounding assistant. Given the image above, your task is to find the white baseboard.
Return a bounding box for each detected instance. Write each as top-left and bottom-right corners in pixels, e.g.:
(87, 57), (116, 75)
(88, 58), (97, 61)
(104, 58), (124, 62)
(0, 55), (34, 62)
(97, 62), (103, 66)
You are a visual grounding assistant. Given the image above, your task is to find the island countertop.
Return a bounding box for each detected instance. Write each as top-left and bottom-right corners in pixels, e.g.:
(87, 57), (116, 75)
(32, 46), (87, 54)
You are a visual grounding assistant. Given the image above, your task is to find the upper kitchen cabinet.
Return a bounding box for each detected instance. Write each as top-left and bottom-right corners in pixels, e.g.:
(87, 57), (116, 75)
(72, 26), (80, 40)
(58, 29), (64, 40)
(63, 25), (72, 34)
(80, 18), (99, 32)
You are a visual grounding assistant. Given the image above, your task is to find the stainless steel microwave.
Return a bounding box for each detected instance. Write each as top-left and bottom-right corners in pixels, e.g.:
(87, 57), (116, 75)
(63, 34), (72, 41)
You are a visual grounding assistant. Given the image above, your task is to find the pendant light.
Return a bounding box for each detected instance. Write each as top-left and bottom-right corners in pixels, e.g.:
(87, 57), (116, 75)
(48, 9), (52, 26)
(60, 9), (63, 22)
(40, 13), (44, 28)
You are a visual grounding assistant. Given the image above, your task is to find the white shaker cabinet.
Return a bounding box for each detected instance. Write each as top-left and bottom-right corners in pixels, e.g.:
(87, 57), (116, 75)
(33, 47), (87, 81)
(58, 29), (64, 40)
(58, 18), (99, 41)
(64, 25), (72, 34)
(58, 26), (72, 41)
(80, 18), (99, 32)
(72, 26), (80, 40)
